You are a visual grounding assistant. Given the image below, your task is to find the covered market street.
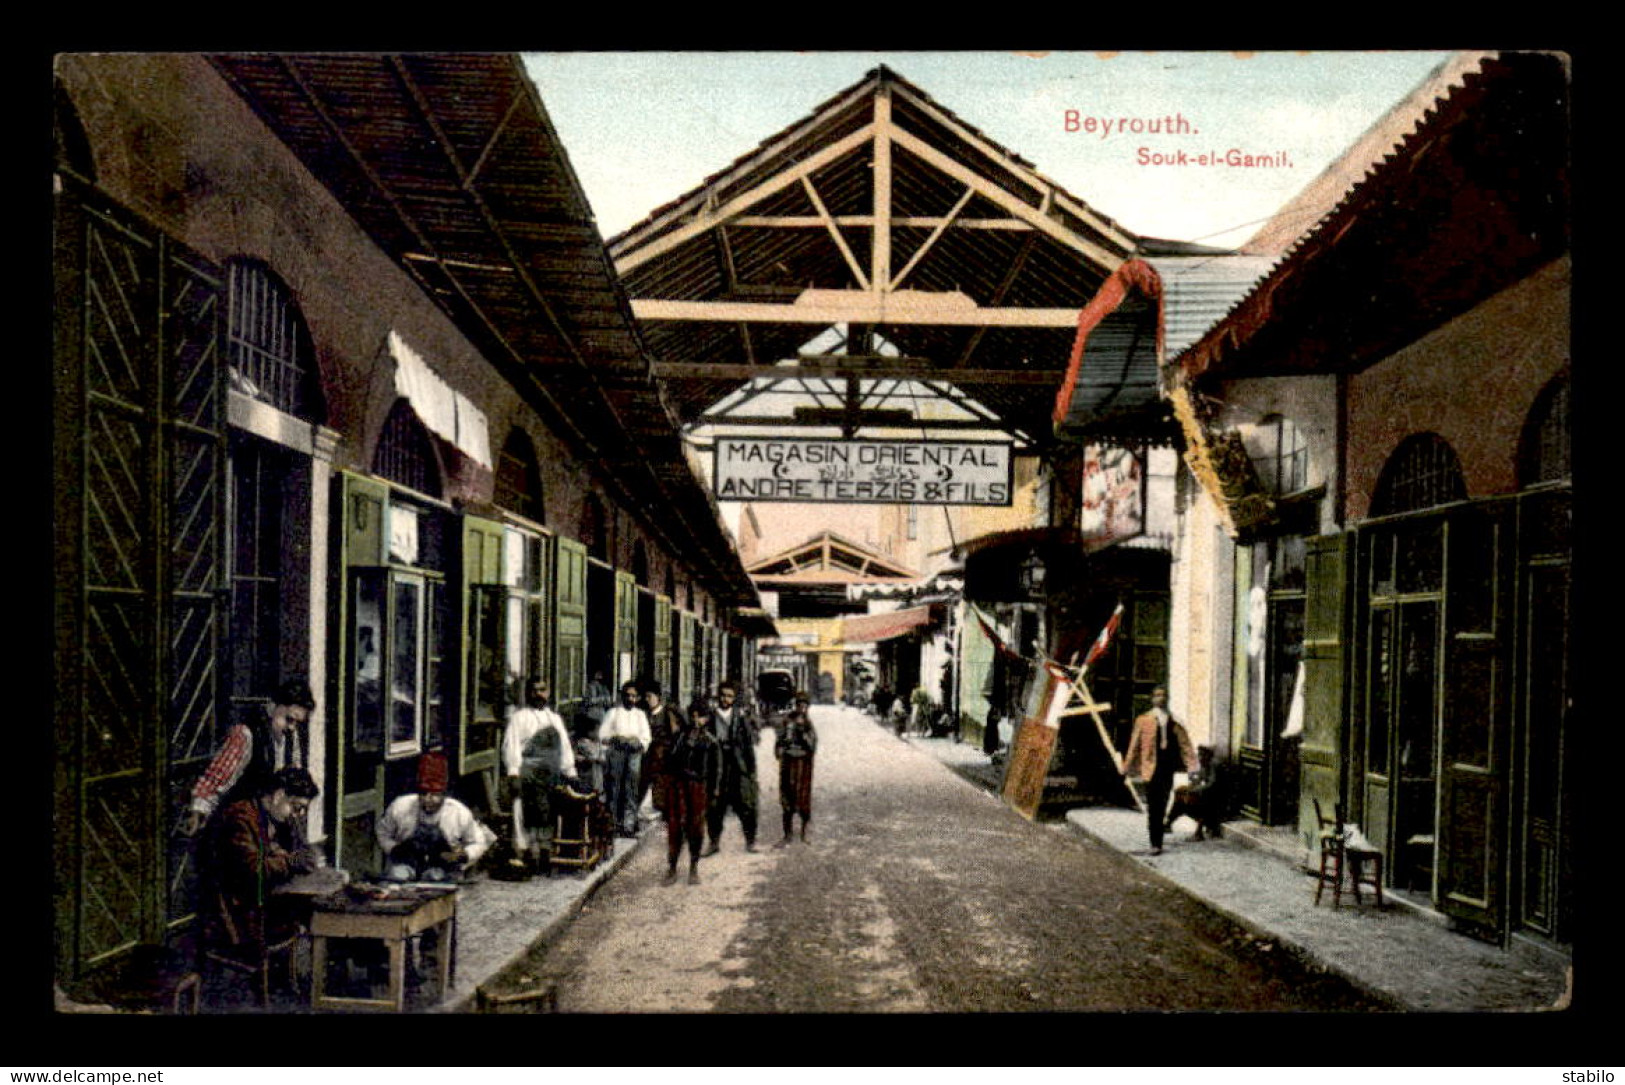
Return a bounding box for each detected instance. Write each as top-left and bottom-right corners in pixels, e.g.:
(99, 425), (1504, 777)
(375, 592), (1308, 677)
(479, 705), (1388, 1013)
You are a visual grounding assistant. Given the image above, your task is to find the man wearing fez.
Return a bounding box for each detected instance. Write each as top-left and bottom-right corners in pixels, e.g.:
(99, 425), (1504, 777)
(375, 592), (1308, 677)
(1121, 687), (1197, 856)
(378, 751), (495, 882)
(704, 679), (761, 855)
(184, 678), (316, 836)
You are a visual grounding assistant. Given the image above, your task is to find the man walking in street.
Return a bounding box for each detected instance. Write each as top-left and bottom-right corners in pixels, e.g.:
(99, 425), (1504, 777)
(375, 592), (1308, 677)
(640, 680), (687, 825)
(704, 679), (760, 855)
(597, 680), (650, 837)
(774, 691), (818, 845)
(665, 702), (720, 884)
(1121, 687), (1197, 855)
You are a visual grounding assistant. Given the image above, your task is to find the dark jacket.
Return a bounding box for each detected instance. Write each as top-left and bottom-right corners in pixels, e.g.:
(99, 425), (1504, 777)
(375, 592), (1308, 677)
(668, 724), (721, 790)
(712, 703), (760, 778)
(645, 702), (688, 776)
(775, 711), (818, 760)
(201, 798), (310, 961)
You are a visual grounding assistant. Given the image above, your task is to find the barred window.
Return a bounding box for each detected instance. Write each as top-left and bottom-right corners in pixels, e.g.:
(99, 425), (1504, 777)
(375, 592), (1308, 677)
(1372, 433), (1466, 516)
(1519, 372), (1571, 486)
(373, 398), (442, 499)
(226, 259), (324, 422)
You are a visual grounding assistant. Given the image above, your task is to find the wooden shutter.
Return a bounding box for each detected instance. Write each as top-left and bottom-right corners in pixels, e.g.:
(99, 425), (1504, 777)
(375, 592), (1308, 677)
(615, 570), (638, 686)
(1298, 532), (1351, 851)
(554, 536), (588, 713)
(1436, 500), (1514, 935)
(460, 515), (504, 776)
(333, 470), (389, 872)
(655, 595), (674, 699)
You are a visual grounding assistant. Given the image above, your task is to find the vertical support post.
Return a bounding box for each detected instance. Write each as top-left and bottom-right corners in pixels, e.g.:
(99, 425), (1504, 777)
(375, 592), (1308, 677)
(307, 425), (341, 846)
(871, 83), (893, 301)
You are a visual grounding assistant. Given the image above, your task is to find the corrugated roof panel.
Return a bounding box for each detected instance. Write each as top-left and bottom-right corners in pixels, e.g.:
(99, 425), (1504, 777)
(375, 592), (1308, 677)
(1146, 255), (1279, 358)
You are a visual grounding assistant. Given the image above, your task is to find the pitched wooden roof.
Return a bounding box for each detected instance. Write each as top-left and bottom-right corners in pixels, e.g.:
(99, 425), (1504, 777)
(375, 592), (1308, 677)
(609, 66), (1141, 448)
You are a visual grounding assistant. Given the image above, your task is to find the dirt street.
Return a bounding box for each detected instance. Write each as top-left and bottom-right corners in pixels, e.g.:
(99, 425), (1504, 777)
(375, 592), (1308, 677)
(484, 705), (1391, 1013)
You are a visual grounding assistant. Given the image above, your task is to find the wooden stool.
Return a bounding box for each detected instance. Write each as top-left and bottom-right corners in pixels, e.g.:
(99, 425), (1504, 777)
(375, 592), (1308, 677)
(475, 982), (558, 1013)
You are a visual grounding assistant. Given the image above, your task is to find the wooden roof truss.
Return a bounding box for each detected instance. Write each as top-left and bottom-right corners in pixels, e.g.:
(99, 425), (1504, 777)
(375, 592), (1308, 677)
(611, 67), (1139, 449)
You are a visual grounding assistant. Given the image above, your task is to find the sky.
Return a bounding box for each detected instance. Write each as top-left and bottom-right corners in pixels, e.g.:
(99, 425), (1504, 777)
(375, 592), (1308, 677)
(523, 50), (1455, 249)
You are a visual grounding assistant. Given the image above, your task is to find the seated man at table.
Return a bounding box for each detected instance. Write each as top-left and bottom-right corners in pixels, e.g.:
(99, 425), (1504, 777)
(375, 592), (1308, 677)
(378, 751), (495, 883)
(200, 767), (322, 1003)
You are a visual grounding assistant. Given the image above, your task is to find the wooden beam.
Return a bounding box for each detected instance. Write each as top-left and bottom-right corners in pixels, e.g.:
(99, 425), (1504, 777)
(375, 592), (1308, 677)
(872, 85), (893, 294)
(890, 185), (974, 290)
(631, 295), (1081, 328)
(651, 361), (1065, 385)
(801, 176), (870, 290)
(729, 215), (1033, 229)
(696, 414), (1013, 431)
(890, 126), (1123, 270)
(614, 123), (876, 275)
(890, 83), (1139, 253)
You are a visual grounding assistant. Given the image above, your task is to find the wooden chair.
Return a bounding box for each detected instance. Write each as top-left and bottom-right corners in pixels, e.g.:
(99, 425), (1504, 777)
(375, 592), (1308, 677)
(1313, 799), (1385, 908)
(203, 932), (301, 1008)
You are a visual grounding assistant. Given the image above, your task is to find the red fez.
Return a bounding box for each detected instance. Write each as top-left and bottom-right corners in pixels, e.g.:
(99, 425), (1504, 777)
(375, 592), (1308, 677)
(417, 751), (449, 793)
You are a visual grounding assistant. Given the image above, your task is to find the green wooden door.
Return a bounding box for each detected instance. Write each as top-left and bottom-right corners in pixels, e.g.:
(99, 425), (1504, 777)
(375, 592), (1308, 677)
(461, 515), (504, 778)
(334, 471), (388, 873)
(554, 537), (588, 715)
(1299, 533), (1351, 851)
(1436, 500), (1514, 935)
(615, 570), (638, 687)
(655, 595), (674, 699)
(54, 176), (227, 979)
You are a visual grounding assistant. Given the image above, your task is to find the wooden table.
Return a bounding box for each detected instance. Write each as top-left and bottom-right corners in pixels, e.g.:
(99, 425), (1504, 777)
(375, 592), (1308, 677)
(309, 884), (458, 1013)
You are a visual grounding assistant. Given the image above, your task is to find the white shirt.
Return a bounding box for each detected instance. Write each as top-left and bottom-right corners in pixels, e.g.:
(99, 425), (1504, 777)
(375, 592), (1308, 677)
(502, 705), (576, 779)
(596, 704), (651, 750)
(376, 794), (495, 867)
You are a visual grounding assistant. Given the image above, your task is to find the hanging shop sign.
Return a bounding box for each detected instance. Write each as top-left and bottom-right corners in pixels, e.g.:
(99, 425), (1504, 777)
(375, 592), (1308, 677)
(714, 438), (1012, 505)
(1079, 444), (1143, 550)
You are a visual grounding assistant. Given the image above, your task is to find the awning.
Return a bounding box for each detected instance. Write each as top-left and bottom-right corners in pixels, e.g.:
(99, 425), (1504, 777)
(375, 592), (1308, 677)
(1051, 259), (1164, 437)
(955, 525), (1082, 560)
(390, 330), (492, 469)
(840, 604), (937, 645)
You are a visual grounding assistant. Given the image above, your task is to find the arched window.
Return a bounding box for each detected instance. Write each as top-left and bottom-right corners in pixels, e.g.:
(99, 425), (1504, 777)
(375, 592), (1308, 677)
(1252, 414), (1309, 495)
(1371, 433), (1466, 517)
(1518, 372), (1571, 486)
(373, 398), (442, 499)
(494, 427), (545, 523)
(225, 258), (326, 423)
